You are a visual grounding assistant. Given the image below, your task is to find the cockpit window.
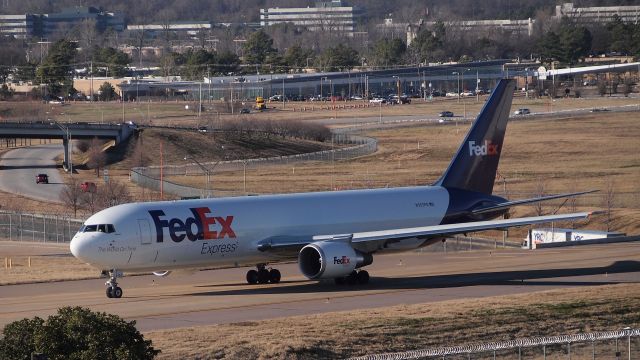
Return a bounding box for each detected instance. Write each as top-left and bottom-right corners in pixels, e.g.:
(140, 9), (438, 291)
(79, 224), (115, 233)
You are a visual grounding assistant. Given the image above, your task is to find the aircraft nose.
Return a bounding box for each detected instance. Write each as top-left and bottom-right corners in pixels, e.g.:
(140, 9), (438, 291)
(70, 235), (91, 262)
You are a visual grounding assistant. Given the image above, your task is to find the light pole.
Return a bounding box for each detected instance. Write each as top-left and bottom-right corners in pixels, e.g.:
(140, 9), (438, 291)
(392, 75), (400, 103)
(462, 68), (470, 118)
(320, 76), (327, 101)
(53, 120), (72, 175)
(282, 78), (285, 109)
(452, 71), (460, 102)
(184, 155), (210, 197)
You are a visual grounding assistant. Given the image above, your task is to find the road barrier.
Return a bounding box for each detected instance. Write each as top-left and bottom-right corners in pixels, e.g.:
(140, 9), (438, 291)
(131, 133), (377, 198)
(350, 328), (640, 360)
(0, 210), (82, 243)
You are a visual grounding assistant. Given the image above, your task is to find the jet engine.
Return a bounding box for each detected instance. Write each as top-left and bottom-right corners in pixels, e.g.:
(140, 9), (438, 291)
(298, 241), (372, 280)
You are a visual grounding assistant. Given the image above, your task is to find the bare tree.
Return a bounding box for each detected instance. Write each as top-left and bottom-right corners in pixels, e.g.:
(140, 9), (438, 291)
(86, 137), (107, 177)
(80, 190), (101, 214)
(602, 179), (616, 232)
(60, 177), (83, 218)
(130, 136), (150, 168)
(98, 180), (131, 209)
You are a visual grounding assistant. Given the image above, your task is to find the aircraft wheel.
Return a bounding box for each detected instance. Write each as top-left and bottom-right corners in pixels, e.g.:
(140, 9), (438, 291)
(106, 287), (113, 298)
(356, 270), (369, 285)
(246, 270), (258, 284)
(257, 269), (270, 284)
(112, 287), (123, 298)
(269, 269), (281, 283)
(346, 271), (358, 285)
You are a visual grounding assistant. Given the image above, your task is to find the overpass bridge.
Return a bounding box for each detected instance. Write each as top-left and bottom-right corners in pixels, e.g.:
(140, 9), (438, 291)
(0, 121), (136, 170)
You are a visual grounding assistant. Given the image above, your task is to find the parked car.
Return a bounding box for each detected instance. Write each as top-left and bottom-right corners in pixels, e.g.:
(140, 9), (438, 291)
(35, 173), (49, 184)
(197, 126), (208, 133)
(445, 92), (459, 97)
(439, 111), (454, 117)
(369, 97), (386, 104)
(240, 108), (251, 114)
(80, 181), (97, 193)
(514, 108), (531, 115)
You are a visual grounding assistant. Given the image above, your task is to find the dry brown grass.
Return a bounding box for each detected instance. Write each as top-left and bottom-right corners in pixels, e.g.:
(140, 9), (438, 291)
(146, 283), (640, 359)
(0, 253), (97, 285)
(166, 111), (640, 236)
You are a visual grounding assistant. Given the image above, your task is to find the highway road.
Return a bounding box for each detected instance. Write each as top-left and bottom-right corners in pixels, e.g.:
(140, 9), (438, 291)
(0, 144), (66, 203)
(1, 242), (638, 332)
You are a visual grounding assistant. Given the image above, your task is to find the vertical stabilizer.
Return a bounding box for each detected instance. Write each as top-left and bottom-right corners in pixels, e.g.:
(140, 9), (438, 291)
(435, 79), (516, 195)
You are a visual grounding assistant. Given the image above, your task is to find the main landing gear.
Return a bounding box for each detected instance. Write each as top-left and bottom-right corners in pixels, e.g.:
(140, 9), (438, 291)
(246, 264), (281, 285)
(334, 270), (369, 285)
(105, 269), (123, 298)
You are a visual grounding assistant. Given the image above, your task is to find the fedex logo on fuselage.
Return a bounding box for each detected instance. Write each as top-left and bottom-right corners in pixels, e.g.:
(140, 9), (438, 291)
(468, 140), (499, 157)
(334, 256), (351, 266)
(148, 207), (236, 243)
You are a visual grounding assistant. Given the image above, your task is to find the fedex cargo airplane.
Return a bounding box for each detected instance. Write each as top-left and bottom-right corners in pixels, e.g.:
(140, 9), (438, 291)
(70, 79), (594, 298)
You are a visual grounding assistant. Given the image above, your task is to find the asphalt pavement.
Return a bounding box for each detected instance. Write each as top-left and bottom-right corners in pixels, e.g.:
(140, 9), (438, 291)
(1, 242), (637, 332)
(0, 143), (66, 203)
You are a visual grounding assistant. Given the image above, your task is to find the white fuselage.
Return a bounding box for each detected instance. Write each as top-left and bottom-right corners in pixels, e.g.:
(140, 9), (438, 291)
(70, 186), (449, 272)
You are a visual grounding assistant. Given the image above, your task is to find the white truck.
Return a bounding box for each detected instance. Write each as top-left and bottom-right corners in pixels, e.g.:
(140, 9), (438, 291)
(522, 228), (625, 249)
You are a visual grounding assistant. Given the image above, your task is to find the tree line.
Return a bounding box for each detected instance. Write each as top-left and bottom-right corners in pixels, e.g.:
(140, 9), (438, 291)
(0, 14), (638, 99)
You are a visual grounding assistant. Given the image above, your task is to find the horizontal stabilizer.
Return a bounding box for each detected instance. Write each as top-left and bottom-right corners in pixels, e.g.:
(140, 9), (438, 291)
(471, 190), (598, 215)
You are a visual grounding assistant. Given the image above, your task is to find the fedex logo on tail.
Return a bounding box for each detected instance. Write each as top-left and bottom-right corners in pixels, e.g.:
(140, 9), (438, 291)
(468, 140), (499, 157)
(148, 207), (236, 243)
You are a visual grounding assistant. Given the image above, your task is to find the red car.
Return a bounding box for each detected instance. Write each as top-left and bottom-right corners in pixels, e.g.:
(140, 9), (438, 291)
(36, 174), (49, 184)
(80, 181), (97, 193)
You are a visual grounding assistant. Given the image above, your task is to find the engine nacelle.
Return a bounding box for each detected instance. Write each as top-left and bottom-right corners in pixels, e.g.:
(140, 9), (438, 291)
(298, 241), (372, 280)
(152, 270), (172, 277)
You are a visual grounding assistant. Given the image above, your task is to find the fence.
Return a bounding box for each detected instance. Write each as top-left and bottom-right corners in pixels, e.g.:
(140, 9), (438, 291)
(350, 328), (640, 360)
(0, 211), (82, 243)
(130, 133), (377, 198)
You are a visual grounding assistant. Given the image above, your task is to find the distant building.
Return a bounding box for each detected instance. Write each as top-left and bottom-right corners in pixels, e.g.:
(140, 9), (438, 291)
(0, 14), (37, 38)
(260, 0), (364, 34)
(556, 3), (640, 24)
(0, 6), (124, 38)
(126, 21), (212, 39)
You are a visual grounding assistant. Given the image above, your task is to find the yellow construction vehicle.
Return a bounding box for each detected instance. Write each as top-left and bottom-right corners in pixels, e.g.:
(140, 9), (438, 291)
(255, 96), (266, 110)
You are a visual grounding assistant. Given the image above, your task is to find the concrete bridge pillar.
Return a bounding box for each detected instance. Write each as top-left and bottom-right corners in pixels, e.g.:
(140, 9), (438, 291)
(62, 137), (71, 172)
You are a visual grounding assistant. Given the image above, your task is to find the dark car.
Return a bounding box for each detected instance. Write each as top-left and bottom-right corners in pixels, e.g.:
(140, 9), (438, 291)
(439, 111), (454, 117)
(36, 173), (49, 184)
(240, 108), (251, 114)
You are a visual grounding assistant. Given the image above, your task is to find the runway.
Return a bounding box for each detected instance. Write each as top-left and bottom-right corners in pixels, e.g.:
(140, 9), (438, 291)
(0, 242), (638, 332)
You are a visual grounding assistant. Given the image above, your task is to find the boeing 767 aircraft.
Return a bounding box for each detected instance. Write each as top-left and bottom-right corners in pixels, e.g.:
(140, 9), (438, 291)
(70, 79), (594, 298)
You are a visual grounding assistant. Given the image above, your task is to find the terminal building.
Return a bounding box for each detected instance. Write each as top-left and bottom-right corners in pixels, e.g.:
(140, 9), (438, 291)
(260, 0), (364, 34)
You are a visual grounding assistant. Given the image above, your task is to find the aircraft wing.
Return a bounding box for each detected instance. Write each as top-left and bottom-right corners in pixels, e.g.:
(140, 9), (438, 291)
(257, 212), (594, 251)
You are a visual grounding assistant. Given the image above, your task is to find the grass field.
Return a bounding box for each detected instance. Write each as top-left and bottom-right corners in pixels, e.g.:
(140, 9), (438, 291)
(1, 95), (638, 127)
(166, 111), (640, 237)
(146, 283), (640, 359)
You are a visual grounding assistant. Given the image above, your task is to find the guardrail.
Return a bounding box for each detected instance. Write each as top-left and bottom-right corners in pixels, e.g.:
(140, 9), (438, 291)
(350, 328), (640, 360)
(130, 133), (377, 198)
(0, 211), (82, 243)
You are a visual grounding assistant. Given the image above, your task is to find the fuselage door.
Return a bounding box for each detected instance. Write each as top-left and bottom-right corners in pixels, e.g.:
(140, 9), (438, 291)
(138, 219), (152, 245)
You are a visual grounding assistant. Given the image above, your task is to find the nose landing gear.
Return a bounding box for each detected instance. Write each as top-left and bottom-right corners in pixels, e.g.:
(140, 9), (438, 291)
(246, 264), (281, 285)
(105, 269), (123, 298)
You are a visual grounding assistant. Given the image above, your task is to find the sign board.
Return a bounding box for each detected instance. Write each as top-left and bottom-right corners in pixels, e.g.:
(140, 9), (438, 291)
(537, 66), (547, 80)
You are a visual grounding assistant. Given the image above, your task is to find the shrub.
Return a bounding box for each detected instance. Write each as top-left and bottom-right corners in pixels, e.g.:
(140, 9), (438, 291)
(0, 306), (160, 360)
